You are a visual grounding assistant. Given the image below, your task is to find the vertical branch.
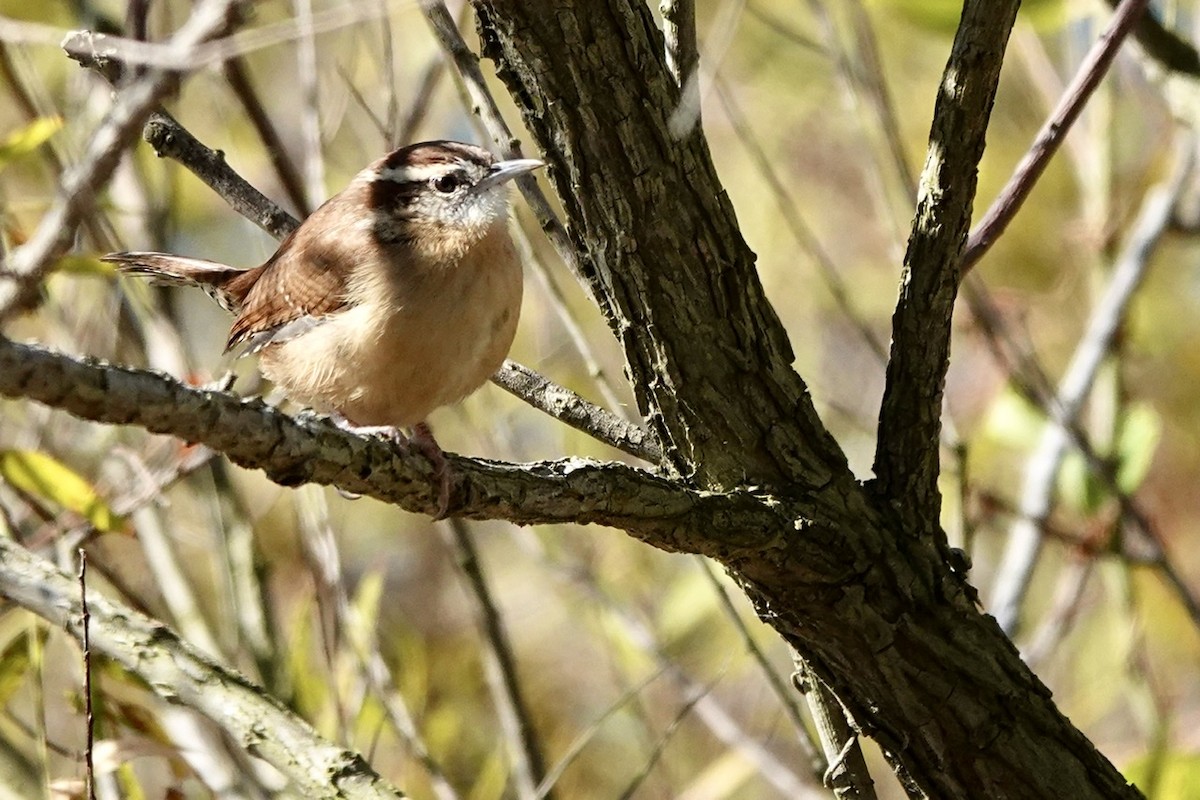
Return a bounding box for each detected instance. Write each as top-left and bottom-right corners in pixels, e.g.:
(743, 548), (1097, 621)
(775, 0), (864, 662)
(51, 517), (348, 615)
(660, 0), (700, 136)
(444, 519), (552, 800)
(794, 662), (878, 800)
(696, 559), (823, 772)
(77, 549), (96, 800)
(872, 0), (1020, 535)
(294, 0), (326, 206)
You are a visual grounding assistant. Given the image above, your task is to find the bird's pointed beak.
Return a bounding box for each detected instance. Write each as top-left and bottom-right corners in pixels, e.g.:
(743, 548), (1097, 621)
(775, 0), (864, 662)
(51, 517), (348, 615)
(474, 157), (544, 192)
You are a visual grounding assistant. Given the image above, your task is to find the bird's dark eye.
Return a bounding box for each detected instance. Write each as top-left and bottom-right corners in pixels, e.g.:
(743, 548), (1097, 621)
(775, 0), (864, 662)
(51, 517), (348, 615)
(433, 174), (462, 193)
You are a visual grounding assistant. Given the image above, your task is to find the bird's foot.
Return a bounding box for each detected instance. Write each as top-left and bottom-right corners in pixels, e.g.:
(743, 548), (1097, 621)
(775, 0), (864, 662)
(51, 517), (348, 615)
(410, 422), (451, 520)
(331, 416), (450, 518)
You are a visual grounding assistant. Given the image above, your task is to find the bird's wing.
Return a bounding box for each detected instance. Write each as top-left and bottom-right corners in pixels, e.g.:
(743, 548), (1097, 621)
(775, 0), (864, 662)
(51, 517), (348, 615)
(225, 230), (353, 353)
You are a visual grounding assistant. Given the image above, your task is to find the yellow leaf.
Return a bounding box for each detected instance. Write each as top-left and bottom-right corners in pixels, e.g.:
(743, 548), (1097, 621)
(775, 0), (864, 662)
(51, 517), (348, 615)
(0, 117), (63, 169)
(0, 450), (124, 533)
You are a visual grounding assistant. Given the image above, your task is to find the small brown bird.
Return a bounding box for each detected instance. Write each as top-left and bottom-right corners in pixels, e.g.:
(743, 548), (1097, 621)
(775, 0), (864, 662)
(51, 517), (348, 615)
(106, 140), (542, 514)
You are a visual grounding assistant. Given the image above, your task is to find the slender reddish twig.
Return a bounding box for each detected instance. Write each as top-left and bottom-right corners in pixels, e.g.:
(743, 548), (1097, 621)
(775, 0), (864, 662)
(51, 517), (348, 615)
(961, 0), (1149, 274)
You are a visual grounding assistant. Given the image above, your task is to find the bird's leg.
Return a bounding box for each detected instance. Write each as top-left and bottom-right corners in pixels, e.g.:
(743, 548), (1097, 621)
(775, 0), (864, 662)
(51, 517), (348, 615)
(409, 421), (450, 520)
(330, 414), (451, 518)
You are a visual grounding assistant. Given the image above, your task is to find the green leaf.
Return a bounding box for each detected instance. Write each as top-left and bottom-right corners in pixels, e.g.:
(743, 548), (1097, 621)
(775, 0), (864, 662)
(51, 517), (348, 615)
(982, 386), (1046, 450)
(0, 117), (62, 169)
(0, 450), (124, 533)
(1116, 404), (1162, 494)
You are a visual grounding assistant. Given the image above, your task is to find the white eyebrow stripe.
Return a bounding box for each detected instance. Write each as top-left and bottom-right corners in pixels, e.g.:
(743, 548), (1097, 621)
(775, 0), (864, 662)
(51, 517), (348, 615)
(375, 163), (457, 183)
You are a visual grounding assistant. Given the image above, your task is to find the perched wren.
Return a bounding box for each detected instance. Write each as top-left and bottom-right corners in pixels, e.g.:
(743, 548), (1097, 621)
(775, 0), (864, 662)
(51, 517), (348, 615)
(106, 140), (543, 513)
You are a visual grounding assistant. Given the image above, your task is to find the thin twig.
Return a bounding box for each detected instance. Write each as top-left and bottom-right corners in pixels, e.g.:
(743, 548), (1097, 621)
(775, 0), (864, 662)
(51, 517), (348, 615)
(712, 78), (887, 362)
(395, 53), (447, 145)
(444, 518), (552, 800)
(419, 1), (584, 291)
(223, 57), (312, 216)
(845, 0), (915, 199)
(77, 548), (96, 800)
(491, 361), (662, 463)
(1105, 0), (1200, 76)
(513, 222), (629, 417)
(615, 676), (715, 800)
(533, 667), (668, 799)
(696, 558), (822, 773)
(294, 0), (325, 207)
(794, 662), (878, 800)
(806, 0), (910, 245)
(961, 0), (1150, 273)
(0, 0), (245, 320)
(989, 150), (1191, 635)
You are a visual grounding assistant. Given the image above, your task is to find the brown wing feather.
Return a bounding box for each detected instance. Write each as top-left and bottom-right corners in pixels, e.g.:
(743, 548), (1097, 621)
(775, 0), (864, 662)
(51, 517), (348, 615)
(225, 229), (353, 352)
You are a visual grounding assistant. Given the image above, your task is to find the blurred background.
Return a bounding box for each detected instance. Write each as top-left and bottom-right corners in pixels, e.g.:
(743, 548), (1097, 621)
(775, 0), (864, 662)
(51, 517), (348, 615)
(0, 0), (1198, 797)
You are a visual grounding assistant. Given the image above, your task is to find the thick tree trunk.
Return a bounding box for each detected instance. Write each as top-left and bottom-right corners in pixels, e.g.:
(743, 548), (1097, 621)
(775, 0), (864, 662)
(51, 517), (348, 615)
(469, 1), (1142, 797)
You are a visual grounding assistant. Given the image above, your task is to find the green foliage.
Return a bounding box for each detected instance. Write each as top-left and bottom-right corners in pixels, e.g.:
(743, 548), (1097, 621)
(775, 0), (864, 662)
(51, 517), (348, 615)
(0, 450), (124, 533)
(0, 117), (61, 170)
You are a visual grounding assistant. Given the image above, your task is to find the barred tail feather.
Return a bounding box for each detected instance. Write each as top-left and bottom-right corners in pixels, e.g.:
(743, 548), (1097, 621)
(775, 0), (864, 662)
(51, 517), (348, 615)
(104, 251), (250, 313)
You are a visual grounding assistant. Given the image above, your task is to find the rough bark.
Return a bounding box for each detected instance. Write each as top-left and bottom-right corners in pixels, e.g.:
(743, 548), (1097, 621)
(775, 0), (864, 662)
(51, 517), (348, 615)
(468, 1), (1142, 797)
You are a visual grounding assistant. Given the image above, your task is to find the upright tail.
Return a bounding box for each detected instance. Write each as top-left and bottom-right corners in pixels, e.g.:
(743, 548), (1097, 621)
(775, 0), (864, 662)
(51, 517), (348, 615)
(104, 251), (259, 313)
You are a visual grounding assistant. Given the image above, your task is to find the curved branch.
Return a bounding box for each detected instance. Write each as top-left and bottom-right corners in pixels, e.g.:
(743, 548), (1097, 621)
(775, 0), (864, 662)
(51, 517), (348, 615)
(0, 538), (406, 800)
(0, 336), (779, 556)
(491, 360), (662, 463)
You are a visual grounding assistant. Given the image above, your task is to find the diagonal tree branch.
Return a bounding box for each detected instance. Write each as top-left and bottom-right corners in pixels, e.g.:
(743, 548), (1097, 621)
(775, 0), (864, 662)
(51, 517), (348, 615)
(0, 0), (246, 320)
(0, 537), (406, 800)
(961, 0), (1150, 273)
(872, 0), (1021, 535)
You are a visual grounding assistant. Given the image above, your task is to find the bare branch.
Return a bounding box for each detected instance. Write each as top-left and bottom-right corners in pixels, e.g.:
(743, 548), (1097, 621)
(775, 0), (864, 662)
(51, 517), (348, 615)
(1105, 0), (1200, 76)
(222, 56), (313, 217)
(962, 0), (1151, 273)
(445, 519), (551, 799)
(491, 361), (662, 463)
(0, 337), (781, 553)
(794, 661), (878, 800)
(989, 150), (1192, 634)
(0, 0), (246, 320)
(0, 538), (407, 800)
(872, 0), (1020, 534)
